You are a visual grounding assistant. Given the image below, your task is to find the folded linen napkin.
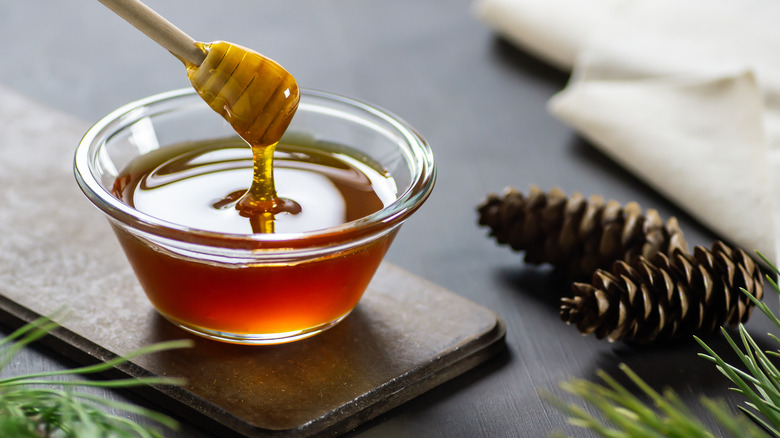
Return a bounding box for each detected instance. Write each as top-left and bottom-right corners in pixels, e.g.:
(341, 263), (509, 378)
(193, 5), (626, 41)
(475, 0), (780, 262)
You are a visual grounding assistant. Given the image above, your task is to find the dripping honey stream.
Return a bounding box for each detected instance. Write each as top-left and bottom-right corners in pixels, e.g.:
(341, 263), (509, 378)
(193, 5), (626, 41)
(99, 0), (302, 233)
(185, 41), (301, 233)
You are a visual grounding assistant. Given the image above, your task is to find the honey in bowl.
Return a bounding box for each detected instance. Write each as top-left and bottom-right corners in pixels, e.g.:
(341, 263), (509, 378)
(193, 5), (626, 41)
(110, 138), (398, 336)
(82, 4), (431, 343)
(74, 89), (435, 344)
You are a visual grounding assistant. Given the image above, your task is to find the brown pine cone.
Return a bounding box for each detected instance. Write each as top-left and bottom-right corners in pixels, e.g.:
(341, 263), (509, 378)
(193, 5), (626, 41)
(561, 241), (764, 343)
(477, 186), (688, 279)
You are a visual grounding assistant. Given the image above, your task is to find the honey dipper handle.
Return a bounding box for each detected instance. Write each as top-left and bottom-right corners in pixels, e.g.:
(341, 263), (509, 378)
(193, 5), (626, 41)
(97, 0), (206, 65)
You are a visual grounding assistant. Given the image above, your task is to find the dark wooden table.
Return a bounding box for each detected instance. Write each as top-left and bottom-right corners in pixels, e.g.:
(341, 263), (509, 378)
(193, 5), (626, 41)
(1, 1), (775, 436)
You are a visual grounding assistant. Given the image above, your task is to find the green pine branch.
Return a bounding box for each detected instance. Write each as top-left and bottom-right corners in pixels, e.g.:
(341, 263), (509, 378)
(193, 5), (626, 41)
(0, 315), (192, 437)
(544, 252), (780, 438)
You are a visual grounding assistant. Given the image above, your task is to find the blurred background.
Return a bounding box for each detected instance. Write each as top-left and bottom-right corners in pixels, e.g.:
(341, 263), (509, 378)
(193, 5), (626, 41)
(0, 1), (754, 437)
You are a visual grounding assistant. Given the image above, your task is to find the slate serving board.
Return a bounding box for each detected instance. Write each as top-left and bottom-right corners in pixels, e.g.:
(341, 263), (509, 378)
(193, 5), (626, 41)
(0, 87), (505, 436)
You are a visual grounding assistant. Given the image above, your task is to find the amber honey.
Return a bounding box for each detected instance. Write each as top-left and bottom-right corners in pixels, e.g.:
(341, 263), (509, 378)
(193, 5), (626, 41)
(76, 89), (435, 344)
(110, 138), (399, 339)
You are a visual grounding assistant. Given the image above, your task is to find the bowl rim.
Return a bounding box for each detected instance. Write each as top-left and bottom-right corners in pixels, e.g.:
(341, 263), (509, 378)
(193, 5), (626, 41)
(74, 88), (436, 250)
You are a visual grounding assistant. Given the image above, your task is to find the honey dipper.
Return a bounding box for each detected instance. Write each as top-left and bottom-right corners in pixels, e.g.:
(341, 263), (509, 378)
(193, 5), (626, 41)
(97, 0), (300, 147)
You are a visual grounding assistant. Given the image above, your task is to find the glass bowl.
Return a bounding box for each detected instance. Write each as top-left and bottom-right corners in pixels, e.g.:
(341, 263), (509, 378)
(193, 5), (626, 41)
(74, 88), (435, 344)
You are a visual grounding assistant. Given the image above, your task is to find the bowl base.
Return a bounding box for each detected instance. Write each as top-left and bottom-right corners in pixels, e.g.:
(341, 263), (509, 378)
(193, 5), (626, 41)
(158, 311), (351, 345)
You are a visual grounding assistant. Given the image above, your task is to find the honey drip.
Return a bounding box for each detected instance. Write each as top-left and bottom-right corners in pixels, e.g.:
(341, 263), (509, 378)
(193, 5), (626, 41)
(111, 139), (398, 335)
(112, 139), (397, 236)
(185, 41), (300, 232)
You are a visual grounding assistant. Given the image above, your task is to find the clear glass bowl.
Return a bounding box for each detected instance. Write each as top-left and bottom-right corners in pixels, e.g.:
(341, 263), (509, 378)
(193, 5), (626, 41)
(74, 88), (435, 344)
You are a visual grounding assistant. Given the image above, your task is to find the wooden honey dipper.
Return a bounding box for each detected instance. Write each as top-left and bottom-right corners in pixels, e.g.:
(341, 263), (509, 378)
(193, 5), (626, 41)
(98, 0), (299, 146)
(98, 0), (301, 230)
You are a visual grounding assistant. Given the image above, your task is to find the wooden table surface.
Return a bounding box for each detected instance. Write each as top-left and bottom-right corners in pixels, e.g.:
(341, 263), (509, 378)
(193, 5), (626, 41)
(1, 1), (775, 436)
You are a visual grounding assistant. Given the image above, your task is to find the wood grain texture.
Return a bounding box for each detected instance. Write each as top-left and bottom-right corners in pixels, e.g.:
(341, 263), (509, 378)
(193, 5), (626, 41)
(0, 1), (777, 437)
(97, 0), (205, 65)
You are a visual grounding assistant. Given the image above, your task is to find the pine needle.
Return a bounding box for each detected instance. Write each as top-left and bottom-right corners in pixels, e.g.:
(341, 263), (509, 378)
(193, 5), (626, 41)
(543, 364), (769, 437)
(0, 315), (193, 437)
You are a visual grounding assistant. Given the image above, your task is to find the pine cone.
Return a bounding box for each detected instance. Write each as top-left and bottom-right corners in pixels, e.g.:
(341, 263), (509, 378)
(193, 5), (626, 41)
(477, 186), (688, 279)
(561, 241), (764, 343)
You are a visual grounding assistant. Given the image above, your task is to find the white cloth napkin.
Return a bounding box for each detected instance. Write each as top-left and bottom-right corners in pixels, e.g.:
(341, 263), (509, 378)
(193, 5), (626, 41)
(475, 0), (780, 262)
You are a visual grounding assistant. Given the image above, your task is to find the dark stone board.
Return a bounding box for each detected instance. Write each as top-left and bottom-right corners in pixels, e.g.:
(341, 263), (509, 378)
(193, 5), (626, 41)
(0, 86), (505, 436)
